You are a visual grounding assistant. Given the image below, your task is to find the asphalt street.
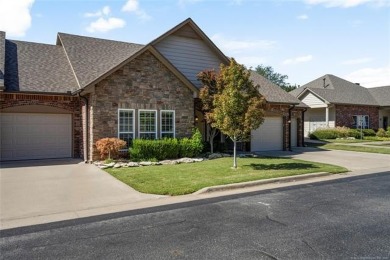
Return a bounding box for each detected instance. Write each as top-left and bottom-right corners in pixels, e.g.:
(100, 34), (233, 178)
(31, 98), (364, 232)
(1, 171), (389, 260)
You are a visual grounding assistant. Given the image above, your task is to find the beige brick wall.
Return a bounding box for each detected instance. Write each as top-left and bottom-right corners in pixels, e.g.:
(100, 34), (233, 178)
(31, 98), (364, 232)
(88, 50), (195, 160)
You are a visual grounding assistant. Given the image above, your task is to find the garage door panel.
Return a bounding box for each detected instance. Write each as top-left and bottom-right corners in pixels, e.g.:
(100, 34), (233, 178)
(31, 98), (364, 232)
(251, 117), (283, 151)
(1, 113), (72, 161)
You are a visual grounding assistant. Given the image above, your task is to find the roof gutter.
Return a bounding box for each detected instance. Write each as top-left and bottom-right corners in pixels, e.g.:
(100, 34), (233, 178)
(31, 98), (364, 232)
(78, 91), (89, 163)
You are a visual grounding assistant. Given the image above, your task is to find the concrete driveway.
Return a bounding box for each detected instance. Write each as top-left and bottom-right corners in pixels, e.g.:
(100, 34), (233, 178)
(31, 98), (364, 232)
(0, 159), (164, 229)
(256, 147), (390, 172)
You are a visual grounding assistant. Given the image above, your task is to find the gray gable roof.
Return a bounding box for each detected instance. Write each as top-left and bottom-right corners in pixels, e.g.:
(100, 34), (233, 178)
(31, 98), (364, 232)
(291, 74), (378, 106)
(0, 31), (5, 88)
(4, 40), (79, 93)
(368, 86), (390, 106)
(57, 33), (144, 88)
(250, 71), (300, 104)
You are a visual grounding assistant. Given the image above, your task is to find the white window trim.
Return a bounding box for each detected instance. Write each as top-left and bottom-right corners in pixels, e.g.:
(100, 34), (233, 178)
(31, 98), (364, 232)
(353, 115), (369, 129)
(118, 109), (135, 148)
(138, 109), (158, 139)
(160, 110), (175, 138)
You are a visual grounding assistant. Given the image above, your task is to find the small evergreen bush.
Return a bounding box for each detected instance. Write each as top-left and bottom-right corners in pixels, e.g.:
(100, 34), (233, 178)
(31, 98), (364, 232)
(376, 128), (388, 137)
(129, 129), (204, 161)
(362, 129), (376, 136)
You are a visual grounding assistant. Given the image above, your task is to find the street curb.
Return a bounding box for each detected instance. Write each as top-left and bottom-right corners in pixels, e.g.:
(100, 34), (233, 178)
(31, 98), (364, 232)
(193, 172), (332, 194)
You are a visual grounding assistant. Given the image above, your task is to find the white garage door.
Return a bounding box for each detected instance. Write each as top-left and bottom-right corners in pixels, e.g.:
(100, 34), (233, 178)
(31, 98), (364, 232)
(291, 118), (298, 147)
(1, 113), (72, 161)
(251, 117), (283, 151)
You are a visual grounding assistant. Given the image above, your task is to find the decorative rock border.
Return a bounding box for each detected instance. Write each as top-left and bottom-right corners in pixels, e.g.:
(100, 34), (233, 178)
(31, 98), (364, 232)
(93, 153), (232, 169)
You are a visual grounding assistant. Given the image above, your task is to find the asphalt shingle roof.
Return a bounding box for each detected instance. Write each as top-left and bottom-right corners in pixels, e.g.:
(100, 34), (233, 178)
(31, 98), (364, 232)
(290, 74), (379, 106)
(4, 40), (79, 93)
(0, 31), (5, 87)
(368, 86), (390, 106)
(250, 71), (300, 104)
(57, 33), (144, 88)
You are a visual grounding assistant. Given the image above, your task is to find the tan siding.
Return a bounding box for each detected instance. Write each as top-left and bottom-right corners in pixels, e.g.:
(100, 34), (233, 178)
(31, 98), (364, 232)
(302, 92), (327, 108)
(155, 35), (223, 88)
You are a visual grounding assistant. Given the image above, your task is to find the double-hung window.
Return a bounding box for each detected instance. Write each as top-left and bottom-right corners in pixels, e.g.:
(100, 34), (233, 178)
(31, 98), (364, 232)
(160, 110), (175, 138)
(118, 109), (134, 148)
(139, 110), (157, 139)
(352, 115), (369, 129)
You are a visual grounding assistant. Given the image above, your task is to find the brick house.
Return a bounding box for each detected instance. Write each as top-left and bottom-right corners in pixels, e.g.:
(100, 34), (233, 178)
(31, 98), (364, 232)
(0, 18), (304, 161)
(290, 74), (390, 136)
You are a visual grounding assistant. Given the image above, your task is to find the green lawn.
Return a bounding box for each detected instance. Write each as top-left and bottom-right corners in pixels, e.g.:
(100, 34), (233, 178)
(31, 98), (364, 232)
(106, 157), (347, 196)
(309, 143), (390, 154)
(323, 139), (376, 143)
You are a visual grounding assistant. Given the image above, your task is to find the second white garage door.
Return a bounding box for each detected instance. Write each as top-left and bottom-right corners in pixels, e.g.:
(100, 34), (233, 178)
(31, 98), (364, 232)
(251, 117), (283, 151)
(1, 113), (72, 161)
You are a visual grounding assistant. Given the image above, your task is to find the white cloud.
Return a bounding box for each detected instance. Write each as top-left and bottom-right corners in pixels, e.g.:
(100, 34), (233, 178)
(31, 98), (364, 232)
(282, 55), (313, 65)
(304, 0), (390, 8)
(342, 57), (373, 65)
(211, 34), (277, 54)
(0, 0), (34, 37)
(84, 6), (111, 18)
(86, 17), (126, 33)
(297, 14), (309, 20)
(235, 56), (267, 68)
(122, 0), (151, 21)
(344, 67), (390, 88)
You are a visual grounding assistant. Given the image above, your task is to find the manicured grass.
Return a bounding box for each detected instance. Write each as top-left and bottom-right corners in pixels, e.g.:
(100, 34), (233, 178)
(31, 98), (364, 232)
(106, 157), (347, 196)
(324, 139), (376, 143)
(309, 143), (390, 154)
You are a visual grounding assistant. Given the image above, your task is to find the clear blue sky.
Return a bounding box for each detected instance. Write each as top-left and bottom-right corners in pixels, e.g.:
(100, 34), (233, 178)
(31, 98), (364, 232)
(1, 0), (389, 87)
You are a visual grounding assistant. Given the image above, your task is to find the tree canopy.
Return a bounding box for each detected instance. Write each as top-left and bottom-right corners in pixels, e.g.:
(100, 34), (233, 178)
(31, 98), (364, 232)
(255, 64), (297, 92)
(197, 70), (219, 153)
(212, 58), (265, 168)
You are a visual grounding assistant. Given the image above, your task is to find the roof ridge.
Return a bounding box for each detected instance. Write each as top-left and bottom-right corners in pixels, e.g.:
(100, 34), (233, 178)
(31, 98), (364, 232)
(57, 32), (144, 46)
(57, 33), (81, 89)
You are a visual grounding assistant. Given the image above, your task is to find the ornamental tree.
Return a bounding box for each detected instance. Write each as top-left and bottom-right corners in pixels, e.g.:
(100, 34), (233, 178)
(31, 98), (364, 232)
(197, 69), (219, 153)
(212, 58), (265, 168)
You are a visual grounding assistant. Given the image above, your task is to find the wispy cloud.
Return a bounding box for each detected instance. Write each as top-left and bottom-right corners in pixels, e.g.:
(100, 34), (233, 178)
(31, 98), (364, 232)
(342, 57), (373, 65)
(344, 66), (390, 87)
(304, 0), (390, 8)
(122, 0), (151, 21)
(85, 6), (125, 33)
(0, 0), (35, 37)
(84, 6), (111, 18)
(86, 17), (125, 33)
(297, 14), (309, 20)
(282, 55), (313, 65)
(211, 34), (277, 54)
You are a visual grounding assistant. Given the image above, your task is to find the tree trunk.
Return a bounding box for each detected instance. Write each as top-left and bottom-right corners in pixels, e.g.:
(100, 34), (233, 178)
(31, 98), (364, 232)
(233, 137), (237, 169)
(209, 127), (218, 154)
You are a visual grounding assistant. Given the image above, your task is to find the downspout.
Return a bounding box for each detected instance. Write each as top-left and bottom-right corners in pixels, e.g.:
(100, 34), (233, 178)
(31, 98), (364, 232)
(302, 108), (307, 147)
(288, 105), (296, 151)
(78, 91), (89, 163)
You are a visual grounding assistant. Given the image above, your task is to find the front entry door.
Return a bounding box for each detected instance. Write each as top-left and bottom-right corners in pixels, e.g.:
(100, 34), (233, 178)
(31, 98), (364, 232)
(384, 116), (388, 130)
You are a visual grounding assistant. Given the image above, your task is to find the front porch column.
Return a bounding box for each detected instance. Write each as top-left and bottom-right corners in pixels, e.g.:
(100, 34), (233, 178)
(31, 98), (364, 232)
(325, 105), (329, 127)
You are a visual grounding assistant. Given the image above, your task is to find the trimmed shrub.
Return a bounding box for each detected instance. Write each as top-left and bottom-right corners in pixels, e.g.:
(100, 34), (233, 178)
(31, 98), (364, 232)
(362, 129), (376, 136)
(130, 138), (179, 161)
(96, 138), (127, 160)
(387, 127), (390, 137)
(376, 128), (388, 138)
(309, 128), (339, 140)
(309, 127), (363, 140)
(129, 129), (204, 161)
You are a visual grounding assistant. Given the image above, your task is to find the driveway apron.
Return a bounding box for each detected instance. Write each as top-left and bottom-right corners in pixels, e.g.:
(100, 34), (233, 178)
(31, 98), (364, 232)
(0, 159), (163, 229)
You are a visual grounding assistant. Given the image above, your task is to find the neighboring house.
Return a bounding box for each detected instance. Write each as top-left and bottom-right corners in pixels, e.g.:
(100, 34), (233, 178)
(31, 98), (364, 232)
(290, 74), (390, 136)
(0, 18), (304, 162)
